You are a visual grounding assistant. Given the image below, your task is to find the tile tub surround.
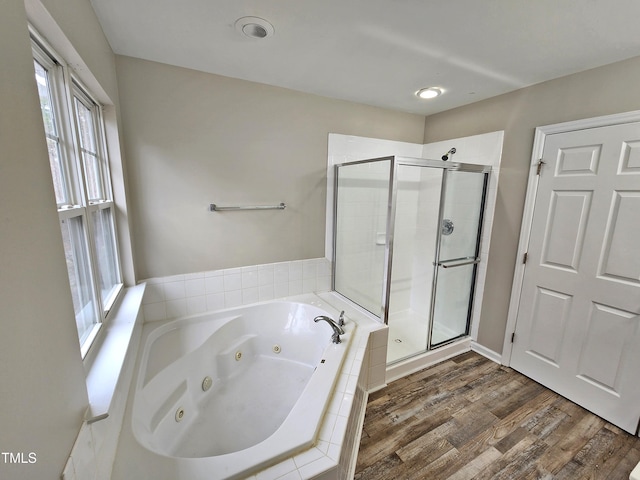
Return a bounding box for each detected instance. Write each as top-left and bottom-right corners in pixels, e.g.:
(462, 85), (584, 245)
(141, 258), (332, 322)
(111, 291), (385, 480)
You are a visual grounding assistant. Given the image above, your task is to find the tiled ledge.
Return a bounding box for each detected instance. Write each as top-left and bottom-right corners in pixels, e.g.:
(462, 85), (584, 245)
(141, 258), (332, 322)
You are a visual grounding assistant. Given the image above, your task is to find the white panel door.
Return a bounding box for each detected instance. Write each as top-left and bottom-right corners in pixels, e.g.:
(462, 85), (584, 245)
(511, 122), (640, 434)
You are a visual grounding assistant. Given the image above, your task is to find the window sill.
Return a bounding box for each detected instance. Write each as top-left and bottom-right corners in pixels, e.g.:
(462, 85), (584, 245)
(83, 283), (146, 423)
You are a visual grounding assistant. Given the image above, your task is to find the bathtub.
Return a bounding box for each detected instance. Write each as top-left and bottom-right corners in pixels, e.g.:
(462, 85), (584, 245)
(113, 296), (355, 480)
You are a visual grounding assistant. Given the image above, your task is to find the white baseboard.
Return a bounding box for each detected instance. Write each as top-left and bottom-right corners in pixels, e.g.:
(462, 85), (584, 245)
(470, 341), (502, 365)
(385, 338), (471, 384)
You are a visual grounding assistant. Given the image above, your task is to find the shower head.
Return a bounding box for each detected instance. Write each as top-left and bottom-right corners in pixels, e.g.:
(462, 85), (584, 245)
(442, 147), (456, 161)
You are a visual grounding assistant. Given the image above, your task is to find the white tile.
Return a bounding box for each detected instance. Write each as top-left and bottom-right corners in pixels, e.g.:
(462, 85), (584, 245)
(327, 391), (344, 415)
(143, 302), (166, 322)
(368, 365), (386, 389)
(204, 269), (223, 277)
(327, 442), (342, 462)
(316, 275), (331, 292)
(142, 276), (164, 285)
(370, 345), (387, 366)
(338, 393), (354, 418)
(335, 373), (349, 393)
(187, 296), (207, 315)
(242, 287), (259, 305)
(224, 267), (241, 275)
(242, 267), (258, 288)
(371, 328), (389, 349)
(317, 258), (332, 276)
(166, 299), (187, 318)
(318, 413), (337, 442)
(225, 290), (242, 308)
(289, 261), (303, 281)
(302, 259), (317, 279)
(288, 280), (302, 296)
(274, 263), (289, 283)
(256, 458), (297, 480)
(224, 272), (242, 291)
(275, 470), (302, 480)
(344, 374), (358, 395)
(297, 456), (335, 480)
(185, 278), (205, 297)
(274, 282), (289, 299)
(205, 275), (224, 294)
(330, 415), (348, 445)
(206, 293), (225, 311)
(163, 274), (186, 283)
(302, 277), (317, 293)
(293, 447), (325, 469)
(184, 271), (205, 280)
(315, 440), (330, 455)
(258, 265), (274, 286)
(163, 280), (186, 301)
(259, 284), (275, 301)
(142, 283), (164, 304)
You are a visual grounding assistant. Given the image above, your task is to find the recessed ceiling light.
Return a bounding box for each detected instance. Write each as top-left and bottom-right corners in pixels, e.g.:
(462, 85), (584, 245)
(416, 87), (443, 99)
(235, 16), (275, 39)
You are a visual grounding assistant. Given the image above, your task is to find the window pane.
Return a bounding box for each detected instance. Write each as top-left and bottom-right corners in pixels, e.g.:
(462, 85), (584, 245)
(60, 216), (99, 346)
(73, 97), (104, 201)
(33, 60), (56, 136)
(83, 152), (102, 201)
(74, 98), (96, 153)
(34, 60), (67, 204)
(91, 207), (121, 308)
(46, 137), (66, 205)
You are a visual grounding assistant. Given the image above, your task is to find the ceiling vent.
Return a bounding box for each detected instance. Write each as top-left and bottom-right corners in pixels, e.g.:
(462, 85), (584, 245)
(235, 17), (275, 39)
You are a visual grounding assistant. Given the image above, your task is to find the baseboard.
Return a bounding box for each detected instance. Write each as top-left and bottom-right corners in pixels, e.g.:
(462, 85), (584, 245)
(385, 338), (471, 384)
(470, 341), (502, 364)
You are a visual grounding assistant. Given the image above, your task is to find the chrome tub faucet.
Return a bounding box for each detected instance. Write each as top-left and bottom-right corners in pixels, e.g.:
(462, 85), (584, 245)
(313, 315), (344, 344)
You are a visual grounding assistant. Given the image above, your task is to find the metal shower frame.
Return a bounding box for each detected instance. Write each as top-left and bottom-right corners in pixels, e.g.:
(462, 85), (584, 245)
(332, 155), (490, 352)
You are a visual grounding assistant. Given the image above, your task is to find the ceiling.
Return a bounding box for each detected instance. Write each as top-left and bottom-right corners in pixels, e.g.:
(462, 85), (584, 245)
(89, 0), (640, 116)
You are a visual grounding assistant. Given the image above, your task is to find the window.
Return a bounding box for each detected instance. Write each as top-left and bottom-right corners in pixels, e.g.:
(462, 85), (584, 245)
(32, 35), (123, 357)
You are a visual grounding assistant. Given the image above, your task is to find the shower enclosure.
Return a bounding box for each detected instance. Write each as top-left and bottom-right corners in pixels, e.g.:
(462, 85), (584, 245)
(332, 156), (489, 364)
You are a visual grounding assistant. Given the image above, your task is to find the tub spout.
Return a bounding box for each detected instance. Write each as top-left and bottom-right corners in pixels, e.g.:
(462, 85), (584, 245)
(313, 315), (344, 343)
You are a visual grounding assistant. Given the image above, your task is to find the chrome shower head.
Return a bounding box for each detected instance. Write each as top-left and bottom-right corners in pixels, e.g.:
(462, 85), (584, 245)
(442, 147), (456, 161)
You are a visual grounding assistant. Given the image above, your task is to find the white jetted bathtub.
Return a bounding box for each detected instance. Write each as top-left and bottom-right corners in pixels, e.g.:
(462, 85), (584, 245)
(112, 296), (355, 480)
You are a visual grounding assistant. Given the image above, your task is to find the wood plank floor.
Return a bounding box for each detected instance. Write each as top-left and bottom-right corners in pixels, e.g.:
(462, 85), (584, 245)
(355, 352), (640, 480)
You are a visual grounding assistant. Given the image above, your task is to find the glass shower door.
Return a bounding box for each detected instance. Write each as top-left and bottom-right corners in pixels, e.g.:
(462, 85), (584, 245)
(431, 170), (488, 346)
(386, 164), (443, 363)
(333, 159), (392, 318)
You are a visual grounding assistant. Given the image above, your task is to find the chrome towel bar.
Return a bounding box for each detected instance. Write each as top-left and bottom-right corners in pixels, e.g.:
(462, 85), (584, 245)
(209, 202), (286, 212)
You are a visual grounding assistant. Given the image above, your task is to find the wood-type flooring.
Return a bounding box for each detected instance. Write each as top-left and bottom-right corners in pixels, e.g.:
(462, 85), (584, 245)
(355, 351), (640, 480)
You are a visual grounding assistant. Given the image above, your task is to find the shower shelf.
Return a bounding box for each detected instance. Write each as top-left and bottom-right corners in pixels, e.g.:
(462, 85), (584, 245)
(209, 202), (286, 212)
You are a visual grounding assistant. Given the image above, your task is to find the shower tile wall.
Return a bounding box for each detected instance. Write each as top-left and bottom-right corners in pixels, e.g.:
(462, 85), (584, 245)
(141, 258), (332, 321)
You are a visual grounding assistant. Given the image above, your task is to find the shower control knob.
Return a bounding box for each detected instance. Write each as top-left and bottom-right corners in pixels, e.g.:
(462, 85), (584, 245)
(442, 219), (454, 236)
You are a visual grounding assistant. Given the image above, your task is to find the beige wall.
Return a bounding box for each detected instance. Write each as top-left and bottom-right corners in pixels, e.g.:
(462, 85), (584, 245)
(1, 1), (87, 478)
(423, 55), (640, 354)
(116, 56), (425, 279)
(1, 0), (128, 477)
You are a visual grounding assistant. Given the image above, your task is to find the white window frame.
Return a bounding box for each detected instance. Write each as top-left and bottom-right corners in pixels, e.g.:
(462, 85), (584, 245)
(31, 29), (123, 358)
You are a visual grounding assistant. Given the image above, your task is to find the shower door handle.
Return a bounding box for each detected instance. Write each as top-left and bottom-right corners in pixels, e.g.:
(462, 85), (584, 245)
(437, 257), (480, 269)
